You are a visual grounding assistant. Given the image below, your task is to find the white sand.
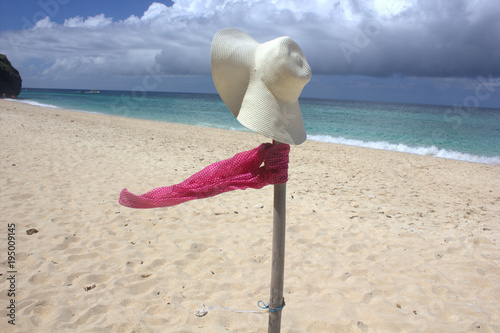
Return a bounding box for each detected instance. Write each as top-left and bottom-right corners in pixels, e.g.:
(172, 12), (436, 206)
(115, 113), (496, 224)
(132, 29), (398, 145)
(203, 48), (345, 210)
(1, 99), (499, 332)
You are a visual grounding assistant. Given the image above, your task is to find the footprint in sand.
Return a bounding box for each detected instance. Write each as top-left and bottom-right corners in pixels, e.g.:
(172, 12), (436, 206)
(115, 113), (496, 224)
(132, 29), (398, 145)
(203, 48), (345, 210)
(82, 273), (111, 284)
(146, 258), (168, 270)
(29, 272), (50, 285)
(362, 289), (381, 304)
(340, 272), (352, 281)
(190, 242), (210, 253)
(9, 193), (34, 201)
(70, 304), (110, 326)
(31, 299), (57, 317)
(127, 278), (157, 295)
(67, 253), (95, 262)
(347, 243), (365, 252)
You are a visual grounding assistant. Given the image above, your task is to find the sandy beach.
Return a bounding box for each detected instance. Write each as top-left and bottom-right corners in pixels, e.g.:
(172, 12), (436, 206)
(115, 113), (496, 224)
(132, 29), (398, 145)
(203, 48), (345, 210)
(1, 99), (499, 332)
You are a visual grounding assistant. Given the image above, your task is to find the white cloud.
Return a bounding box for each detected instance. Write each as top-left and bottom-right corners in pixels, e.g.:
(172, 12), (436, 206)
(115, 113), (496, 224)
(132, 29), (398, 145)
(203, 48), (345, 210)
(123, 15), (140, 25)
(1, 0), (499, 92)
(64, 14), (113, 28)
(373, 0), (411, 17)
(33, 16), (56, 29)
(140, 2), (169, 21)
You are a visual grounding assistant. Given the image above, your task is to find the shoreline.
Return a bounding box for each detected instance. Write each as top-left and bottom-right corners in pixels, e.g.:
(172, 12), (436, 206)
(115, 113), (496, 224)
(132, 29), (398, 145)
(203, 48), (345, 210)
(7, 96), (500, 165)
(1, 99), (499, 332)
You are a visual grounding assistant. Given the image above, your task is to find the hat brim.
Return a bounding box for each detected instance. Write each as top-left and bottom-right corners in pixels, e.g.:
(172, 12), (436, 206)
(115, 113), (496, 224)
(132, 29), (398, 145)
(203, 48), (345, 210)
(211, 29), (259, 118)
(239, 79), (306, 145)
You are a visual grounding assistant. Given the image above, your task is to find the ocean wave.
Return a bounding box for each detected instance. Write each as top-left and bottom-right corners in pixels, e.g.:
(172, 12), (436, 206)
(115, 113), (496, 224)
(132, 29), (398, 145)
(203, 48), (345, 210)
(6, 98), (61, 109)
(308, 135), (500, 165)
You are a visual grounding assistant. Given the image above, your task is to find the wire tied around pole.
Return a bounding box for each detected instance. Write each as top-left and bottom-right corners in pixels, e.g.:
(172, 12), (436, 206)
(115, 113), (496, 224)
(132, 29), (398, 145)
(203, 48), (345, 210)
(258, 298), (286, 313)
(194, 302), (271, 317)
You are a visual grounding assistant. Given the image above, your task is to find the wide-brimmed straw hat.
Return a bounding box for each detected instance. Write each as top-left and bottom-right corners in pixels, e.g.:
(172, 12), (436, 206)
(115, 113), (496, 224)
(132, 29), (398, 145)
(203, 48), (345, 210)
(211, 28), (311, 145)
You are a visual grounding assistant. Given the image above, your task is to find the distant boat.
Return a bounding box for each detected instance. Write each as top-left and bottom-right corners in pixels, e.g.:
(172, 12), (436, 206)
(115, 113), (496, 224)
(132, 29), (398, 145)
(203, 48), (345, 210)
(79, 90), (101, 94)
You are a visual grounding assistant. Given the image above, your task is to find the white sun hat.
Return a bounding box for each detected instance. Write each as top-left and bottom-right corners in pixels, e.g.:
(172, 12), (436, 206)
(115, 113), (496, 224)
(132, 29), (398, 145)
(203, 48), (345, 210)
(211, 28), (311, 145)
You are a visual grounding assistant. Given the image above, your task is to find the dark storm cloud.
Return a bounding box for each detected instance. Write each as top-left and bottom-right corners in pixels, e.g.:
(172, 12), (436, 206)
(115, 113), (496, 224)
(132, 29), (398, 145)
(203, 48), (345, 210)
(319, 0), (500, 77)
(0, 0), (498, 86)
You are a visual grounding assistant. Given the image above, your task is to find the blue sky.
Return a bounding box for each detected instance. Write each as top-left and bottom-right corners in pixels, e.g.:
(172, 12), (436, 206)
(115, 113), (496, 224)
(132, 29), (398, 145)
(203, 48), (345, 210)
(0, 1), (174, 30)
(1, 0), (499, 107)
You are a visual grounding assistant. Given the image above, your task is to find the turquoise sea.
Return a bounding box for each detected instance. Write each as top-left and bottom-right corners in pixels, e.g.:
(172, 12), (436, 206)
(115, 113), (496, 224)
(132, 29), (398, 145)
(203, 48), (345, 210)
(10, 88), (500, 164)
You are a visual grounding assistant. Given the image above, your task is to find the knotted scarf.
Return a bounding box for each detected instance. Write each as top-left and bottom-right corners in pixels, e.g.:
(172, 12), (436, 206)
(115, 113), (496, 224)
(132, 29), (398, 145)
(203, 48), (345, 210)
(119, 143), (290, 209)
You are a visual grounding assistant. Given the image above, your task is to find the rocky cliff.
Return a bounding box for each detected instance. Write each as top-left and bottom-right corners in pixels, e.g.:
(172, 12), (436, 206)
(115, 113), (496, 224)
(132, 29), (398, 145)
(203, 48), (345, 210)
(0, 54), (22, 98)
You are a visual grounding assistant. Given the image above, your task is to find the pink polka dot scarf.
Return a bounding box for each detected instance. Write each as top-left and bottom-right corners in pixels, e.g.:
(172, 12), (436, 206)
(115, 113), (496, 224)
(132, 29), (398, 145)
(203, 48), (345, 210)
(119, 143), (290, 209)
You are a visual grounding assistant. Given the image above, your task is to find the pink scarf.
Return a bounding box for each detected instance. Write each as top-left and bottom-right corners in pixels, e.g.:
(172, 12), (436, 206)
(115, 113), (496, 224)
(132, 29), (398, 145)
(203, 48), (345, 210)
(119, 143), (290, 209)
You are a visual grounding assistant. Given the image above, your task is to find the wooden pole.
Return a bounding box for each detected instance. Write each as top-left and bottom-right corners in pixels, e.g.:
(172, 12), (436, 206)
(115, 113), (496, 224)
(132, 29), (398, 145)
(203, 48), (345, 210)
(268, 140), (287, 333)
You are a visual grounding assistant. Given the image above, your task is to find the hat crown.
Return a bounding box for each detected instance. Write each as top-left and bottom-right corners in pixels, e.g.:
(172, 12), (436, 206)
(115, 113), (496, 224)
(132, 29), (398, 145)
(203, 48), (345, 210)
(255, 37), (311, 104)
